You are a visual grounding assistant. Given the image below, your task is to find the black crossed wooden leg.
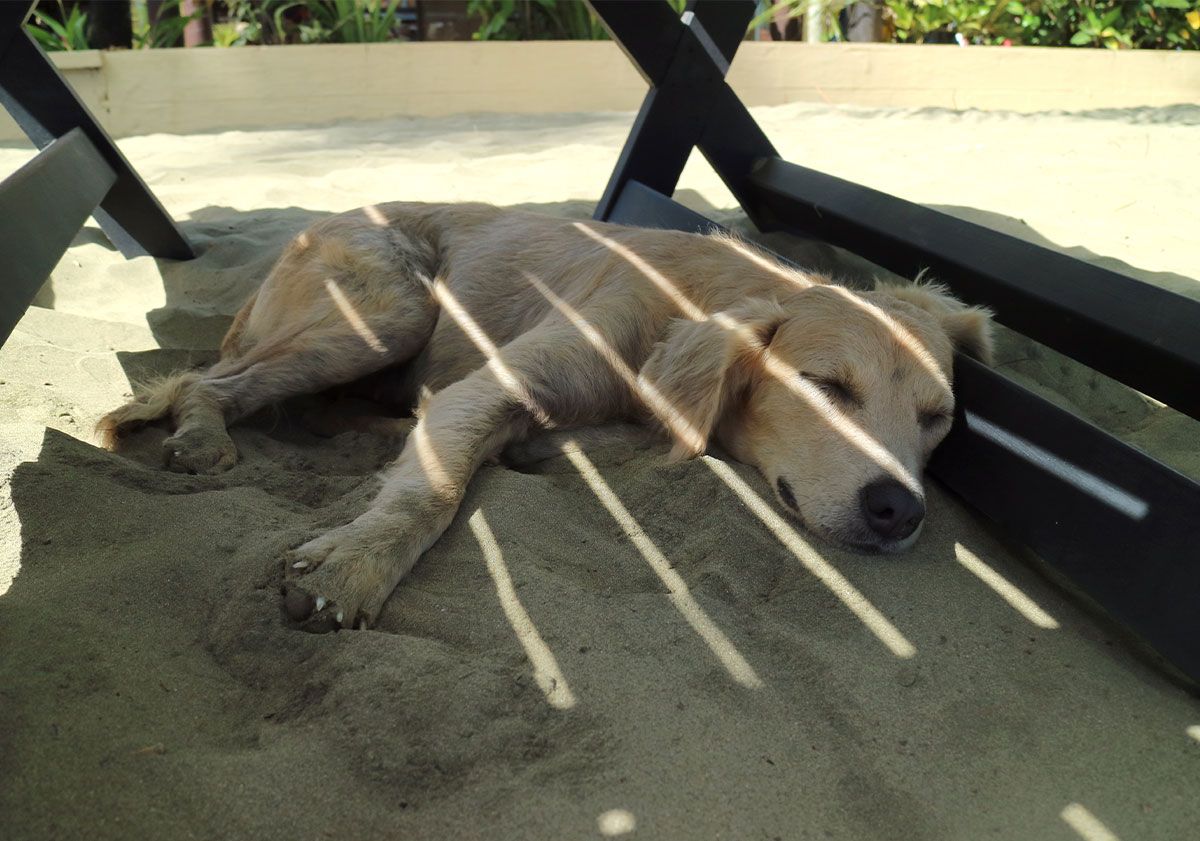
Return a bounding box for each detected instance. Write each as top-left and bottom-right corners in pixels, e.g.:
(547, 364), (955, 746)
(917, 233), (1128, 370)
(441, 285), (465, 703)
(592, 0), (1200, 685)
(588, 0), (777, 224)
(0, 2), (193, 261)
(0, 128), (116, 345)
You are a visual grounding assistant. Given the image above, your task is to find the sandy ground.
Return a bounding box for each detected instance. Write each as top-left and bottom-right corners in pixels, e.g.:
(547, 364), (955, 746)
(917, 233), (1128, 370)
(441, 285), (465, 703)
(1, 103), (1198, 840)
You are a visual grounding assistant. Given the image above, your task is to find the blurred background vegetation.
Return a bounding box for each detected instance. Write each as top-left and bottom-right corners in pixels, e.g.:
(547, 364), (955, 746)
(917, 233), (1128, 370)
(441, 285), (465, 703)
(22, 0), (1200, 51)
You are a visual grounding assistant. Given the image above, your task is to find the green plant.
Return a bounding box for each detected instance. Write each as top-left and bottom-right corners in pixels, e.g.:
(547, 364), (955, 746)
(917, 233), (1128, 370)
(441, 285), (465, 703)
(25, 1), (91, 51)
(883, 1), (1198, 49)
(270, 0), (405, 44)
(465, 0), (689, 41)
(131, 0), (204, 49)
(748, 1), (856, 40)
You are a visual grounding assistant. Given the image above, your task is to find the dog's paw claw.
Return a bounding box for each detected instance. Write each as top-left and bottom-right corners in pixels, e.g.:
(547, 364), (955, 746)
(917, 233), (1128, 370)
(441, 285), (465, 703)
(281, 583), (346, 634)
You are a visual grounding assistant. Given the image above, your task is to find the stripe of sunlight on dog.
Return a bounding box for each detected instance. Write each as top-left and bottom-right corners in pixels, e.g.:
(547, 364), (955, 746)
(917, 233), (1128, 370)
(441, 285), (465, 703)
(418, 278), (764, 692)
(517, 265), (916, 661)
(572, 222), (927, 491)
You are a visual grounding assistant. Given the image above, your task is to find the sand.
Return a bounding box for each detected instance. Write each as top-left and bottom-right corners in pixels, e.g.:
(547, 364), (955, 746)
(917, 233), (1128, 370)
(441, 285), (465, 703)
(1, 103), (1198, 840)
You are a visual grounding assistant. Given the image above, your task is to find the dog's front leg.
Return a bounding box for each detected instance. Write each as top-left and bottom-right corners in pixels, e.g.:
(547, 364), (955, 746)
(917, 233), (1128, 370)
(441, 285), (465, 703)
(283, 370), (530, 631)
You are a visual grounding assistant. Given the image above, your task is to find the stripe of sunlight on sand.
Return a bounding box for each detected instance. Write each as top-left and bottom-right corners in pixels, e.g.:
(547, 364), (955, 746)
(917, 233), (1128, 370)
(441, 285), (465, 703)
(954, 543), (1059, 629)
(469, 510), (577, 710)
(1061, 803), (1122, 841)
(563, 443), (764, 690)
(519, 271), (707, 455)
(323, 278), (390, 355)
(1, 477), (19, 596)
(703, 457), (917, 659)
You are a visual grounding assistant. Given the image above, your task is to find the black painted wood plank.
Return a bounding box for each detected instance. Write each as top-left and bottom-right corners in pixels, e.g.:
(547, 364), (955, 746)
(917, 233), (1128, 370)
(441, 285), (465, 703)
(589, 0), (757, 222)
(0, 27), (192, 260)
(746, 157), (1200, 421)
(587, 0), (687, 86)
(0, 128), (116, 346)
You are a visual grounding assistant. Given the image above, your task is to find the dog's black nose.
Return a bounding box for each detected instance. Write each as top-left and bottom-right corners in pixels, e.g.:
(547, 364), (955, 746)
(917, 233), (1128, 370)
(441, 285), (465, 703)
(860, 479), (925, 541)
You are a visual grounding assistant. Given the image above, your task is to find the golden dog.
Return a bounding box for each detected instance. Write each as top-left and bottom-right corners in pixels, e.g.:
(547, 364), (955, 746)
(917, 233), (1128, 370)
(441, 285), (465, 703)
(100, 203), (993, 630)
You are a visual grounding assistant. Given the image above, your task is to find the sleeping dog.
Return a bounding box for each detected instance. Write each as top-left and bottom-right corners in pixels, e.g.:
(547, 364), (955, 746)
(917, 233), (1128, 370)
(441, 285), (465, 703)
(100, 203), (992, 630)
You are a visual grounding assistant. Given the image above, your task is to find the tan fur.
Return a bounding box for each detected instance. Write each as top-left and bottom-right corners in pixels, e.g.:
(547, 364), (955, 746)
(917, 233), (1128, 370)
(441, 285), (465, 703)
(99, 203), (993, 629)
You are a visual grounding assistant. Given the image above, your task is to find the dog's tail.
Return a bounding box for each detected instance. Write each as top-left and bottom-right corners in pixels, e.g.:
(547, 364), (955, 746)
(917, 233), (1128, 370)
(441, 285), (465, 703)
(96, 371), (202, 450)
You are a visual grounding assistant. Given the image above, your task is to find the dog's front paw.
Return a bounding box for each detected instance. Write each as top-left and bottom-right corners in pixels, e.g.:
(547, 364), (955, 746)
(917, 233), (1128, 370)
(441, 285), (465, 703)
(162, 426), (237, 474)
(282, 517), (401, 633)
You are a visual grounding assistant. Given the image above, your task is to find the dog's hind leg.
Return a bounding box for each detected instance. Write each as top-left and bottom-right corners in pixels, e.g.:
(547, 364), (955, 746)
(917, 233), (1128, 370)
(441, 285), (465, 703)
(100, 215), (440, 473)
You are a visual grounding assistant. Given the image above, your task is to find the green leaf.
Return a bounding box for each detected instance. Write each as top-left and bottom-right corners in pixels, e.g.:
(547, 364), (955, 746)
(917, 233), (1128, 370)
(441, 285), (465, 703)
(1098, 8), (1121, 29)
(1069, 30), (1093, 45)
(25, 24), (63, 51)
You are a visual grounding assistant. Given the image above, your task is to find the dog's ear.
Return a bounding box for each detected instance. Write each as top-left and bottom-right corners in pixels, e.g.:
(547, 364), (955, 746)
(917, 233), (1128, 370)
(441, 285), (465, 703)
(880, 279), (995, 364)
(638, 298), (785, 460)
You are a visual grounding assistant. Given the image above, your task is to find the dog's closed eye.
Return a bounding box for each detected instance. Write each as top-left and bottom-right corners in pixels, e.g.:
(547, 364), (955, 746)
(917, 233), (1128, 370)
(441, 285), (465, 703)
(919, 409), (953, 430)
(802, 373), (861, 407)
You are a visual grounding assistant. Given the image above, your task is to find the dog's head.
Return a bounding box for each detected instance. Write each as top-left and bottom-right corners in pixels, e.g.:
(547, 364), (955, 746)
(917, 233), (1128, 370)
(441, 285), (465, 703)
(638, 279), (993, 553)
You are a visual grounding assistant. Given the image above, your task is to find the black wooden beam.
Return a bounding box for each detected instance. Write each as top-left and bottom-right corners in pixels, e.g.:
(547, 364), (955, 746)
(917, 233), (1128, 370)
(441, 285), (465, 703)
(588, 0), (758, 222)
(589, 0), (687, 86)
(0, 7), (192, 260)
(605, 180), (1200, 683)
(744, 157), (1200, 421)
(932, 356), (1200, 682)
(0, 128), (117, 345)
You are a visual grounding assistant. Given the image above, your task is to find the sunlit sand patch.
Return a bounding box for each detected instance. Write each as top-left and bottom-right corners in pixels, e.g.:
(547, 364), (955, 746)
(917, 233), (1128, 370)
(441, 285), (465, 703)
(1061, 803), (1121, 841)
(954, 543), (1059, 629)
(564, 442), (764, 689)
(597, 808), (637, 836)
(323, 278), (389, 355)
(469, 510), (576, 710)
(704, 457), (917, 659)
(0, 479), (19, 597)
